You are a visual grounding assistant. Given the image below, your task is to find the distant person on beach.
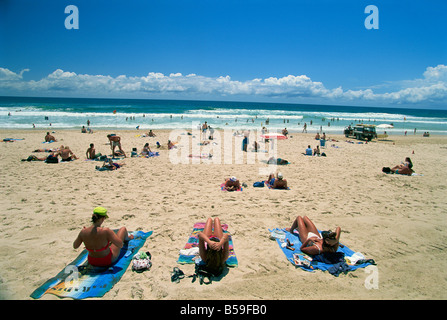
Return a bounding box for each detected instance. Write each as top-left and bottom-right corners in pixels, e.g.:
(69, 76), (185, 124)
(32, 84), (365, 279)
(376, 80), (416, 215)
(58, 146), (79, 161)
(304, 145), (313, 156)
(168, 140), (177, 150)
(33, 147), (58, 153)
(73, 207), (134, 267)
(81, 126), (87, 133)
(101, 159), (125, 170)
(148, 130), (156, 137)
(315, 132), (320, 140)
(313, 145), (320, 156)
(224, 176), (241, 191)
(198, 217), (230, 276)
(386, 157), (414, 175)
(286, 216), (341, 256)
(45, 132), (56, 142)
(141, 142), (152, 156)
(107, 134), (126, 157)
(21, 154), (50, 162)
(267, 172), (288, 189)
(86, 143), (101, 160)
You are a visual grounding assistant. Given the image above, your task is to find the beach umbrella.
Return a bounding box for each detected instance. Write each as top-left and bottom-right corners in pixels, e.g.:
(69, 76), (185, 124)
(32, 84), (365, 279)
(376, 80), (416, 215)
(376, 124), (394, 129)
(260, 133), (288, 140)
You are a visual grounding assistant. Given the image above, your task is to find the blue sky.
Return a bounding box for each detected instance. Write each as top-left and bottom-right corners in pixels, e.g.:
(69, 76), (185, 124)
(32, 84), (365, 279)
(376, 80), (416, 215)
(0, 0), (446, 108)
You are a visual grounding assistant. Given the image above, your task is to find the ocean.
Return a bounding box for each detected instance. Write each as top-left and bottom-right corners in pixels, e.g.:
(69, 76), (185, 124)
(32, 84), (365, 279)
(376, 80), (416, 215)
(1, 96), (446, 135)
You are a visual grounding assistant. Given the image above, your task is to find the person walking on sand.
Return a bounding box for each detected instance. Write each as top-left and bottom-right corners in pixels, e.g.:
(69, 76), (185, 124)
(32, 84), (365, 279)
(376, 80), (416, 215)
(73, 207), (134, 267)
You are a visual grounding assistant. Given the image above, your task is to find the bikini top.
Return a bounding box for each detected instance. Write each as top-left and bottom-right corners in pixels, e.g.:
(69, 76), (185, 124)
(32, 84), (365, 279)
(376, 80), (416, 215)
(85, 242), (110, 253)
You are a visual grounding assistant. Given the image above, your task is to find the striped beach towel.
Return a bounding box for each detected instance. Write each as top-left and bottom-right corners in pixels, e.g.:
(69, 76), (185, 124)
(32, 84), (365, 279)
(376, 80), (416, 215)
(177, 222), (238, 267)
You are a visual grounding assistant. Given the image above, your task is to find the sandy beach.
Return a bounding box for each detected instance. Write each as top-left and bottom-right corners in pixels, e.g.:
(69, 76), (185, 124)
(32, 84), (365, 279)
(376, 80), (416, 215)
(0, 127), (446, 300)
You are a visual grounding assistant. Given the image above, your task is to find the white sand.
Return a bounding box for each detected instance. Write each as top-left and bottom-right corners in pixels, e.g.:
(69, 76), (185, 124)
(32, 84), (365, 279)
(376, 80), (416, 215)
(0, 128), (446, 300)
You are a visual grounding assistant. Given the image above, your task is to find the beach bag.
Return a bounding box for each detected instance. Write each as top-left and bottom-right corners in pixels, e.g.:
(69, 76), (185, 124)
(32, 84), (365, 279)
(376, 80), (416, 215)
(45, 155), (58, 163)
(131, 251), (152, 273)
(253, 181), (264, 188)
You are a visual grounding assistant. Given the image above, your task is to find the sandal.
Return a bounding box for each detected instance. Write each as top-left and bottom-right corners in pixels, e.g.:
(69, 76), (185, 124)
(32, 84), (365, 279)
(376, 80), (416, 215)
(171, 267), (185, 283)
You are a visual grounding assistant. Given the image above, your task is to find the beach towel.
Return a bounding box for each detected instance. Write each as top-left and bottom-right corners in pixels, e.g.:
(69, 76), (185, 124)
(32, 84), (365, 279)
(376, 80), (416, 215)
(177, 222), (238, 268)
(30, 230), (152, 300)
(220, 183), (243, 191)
(269, 228), (374, 276)
(140, 152), (160, 158)
(263, 180), (290, 190)
(2, 138), (24, 142)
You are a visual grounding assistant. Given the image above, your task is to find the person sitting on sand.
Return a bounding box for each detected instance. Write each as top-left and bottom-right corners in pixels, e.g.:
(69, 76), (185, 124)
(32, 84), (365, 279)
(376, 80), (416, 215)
(141, 143), (152, 156)
(73, 207), (134, 267)
(304, 145), (313, 156)
(198, 217), (230, 276)
(286, 215), (341, 256)
(268, 172), (288, 189)
(107, 134), (127, 158)
(224, 176), (241, 191)
(390, 157), (414, 175)
(315, 132), (320, 140)
(86, 143), (101, 160)
(313, 145), (320, 156)
(45, 132), (56, 142)
(168, 140), (177, 150)
(58, 146), (78, 162)
(148, 130), (156, 137)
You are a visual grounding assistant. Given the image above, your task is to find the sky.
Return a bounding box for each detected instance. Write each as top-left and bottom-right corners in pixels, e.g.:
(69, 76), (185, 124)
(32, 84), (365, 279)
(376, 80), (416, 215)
(0, 0), (446, 109)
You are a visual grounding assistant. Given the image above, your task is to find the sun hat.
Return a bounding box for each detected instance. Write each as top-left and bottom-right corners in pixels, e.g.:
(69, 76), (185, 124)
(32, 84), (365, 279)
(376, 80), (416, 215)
(230, 176), (237, 182)
(277, 172), (283, 179)
(93, 206), (108, 218)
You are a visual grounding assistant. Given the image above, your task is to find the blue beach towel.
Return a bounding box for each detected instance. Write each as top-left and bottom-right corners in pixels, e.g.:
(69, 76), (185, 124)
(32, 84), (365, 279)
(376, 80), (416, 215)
(30, 230), (152, 299)
(269, 228), (374, 276)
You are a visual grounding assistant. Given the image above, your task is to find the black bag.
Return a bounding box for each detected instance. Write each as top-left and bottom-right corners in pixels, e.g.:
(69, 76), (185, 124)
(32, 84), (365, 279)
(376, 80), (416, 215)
(45, 155), (58, 163)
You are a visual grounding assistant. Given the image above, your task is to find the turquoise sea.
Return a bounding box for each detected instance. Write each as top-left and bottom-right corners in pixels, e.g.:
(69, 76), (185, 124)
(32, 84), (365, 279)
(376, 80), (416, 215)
(1, 96), (446, 135)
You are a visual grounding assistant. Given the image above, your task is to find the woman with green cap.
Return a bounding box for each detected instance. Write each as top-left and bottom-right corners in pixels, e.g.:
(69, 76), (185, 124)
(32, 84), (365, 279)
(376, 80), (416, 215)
(73, 207), (134, 267)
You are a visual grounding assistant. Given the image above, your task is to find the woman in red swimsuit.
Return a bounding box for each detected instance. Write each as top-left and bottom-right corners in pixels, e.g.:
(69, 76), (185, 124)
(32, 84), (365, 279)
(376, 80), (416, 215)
(73, 207), (134, 267)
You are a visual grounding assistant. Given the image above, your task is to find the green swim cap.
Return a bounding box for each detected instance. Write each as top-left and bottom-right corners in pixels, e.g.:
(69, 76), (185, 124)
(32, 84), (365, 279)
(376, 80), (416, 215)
(93, 206), (108, 218)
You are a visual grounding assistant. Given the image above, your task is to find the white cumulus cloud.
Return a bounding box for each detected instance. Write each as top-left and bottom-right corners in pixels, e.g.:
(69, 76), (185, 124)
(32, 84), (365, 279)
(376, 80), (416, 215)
(0, 65), (446, 106)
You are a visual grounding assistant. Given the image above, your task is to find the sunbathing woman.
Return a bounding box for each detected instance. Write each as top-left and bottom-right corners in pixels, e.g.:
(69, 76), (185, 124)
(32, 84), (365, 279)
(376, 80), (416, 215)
(286, 216), (341, 256)
(198, 217), (230, 276)
(73, 207), (134, 267)
(390, 157), (413, 175)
